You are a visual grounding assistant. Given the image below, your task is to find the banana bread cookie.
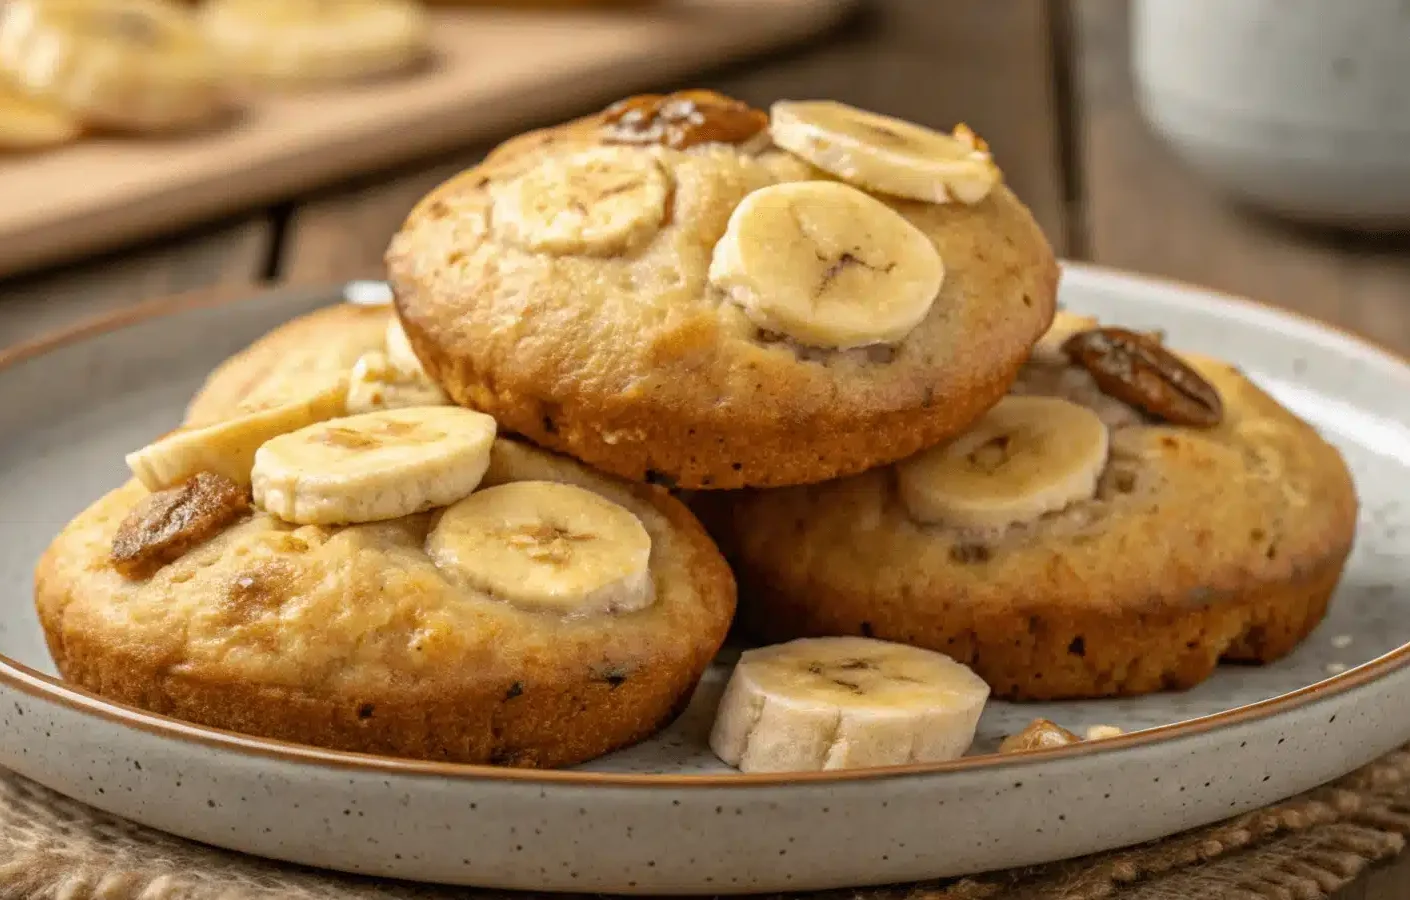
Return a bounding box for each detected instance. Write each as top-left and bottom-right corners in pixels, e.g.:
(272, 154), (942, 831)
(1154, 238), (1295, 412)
(185, 302), (390, 426)
(36, 303), (735, 767)
(724, 313), (1358, 700)
(385, 92), (1058, 490)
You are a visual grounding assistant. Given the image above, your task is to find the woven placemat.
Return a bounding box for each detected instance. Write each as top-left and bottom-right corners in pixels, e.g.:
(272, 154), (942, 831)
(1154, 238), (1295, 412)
(3, 747), (1410, 900)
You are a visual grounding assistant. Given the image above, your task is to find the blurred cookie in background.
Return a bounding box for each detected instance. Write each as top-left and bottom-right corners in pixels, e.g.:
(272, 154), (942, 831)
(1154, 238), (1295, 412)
(198, 0), (431, 86)
(0, 0), (230, 133)
(0, 78), (81, 150)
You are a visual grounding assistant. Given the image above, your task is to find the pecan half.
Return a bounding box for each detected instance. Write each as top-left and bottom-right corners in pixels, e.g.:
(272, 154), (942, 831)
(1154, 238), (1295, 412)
(1062, 327), (1223, 427)
(111, 472), (249, 579)
(998, 718), (1081, 754)
(601, 90), (768, 150)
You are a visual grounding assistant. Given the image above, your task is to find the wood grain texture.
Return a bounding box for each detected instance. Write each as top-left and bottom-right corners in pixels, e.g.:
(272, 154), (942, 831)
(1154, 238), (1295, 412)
(1070, 0), (1410, 355)
(281, 162), (465, 283)
(0, 0), (852, 280)
(0, 218), (270, 349)
(280, 0), (1068, 281)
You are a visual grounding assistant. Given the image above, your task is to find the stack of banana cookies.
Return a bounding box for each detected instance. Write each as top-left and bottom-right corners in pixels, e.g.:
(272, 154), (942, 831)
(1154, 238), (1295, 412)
(36, 91), (1358, 775)
(0, 0), (431, 150)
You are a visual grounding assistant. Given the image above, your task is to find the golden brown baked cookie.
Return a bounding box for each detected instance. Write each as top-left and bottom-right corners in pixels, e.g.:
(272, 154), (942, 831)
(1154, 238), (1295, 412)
(724, 314), (1358, 700)
(386, 92), (1058, 490)
(37, 305), (735, 768)
(185, 302), (388, 426)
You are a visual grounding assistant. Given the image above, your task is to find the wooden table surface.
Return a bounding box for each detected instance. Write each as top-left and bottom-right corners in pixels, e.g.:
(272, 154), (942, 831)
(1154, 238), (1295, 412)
(1, 1), (1406, 896)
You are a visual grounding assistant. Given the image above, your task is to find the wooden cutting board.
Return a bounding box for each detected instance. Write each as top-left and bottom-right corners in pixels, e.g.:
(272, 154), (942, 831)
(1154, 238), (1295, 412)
(0, 0), (852, 279)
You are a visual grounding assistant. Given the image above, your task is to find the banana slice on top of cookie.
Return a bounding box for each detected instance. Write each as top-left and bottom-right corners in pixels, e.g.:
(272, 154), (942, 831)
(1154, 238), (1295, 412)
(709, 180), (945, 349)
(37, 303), (735, 769)
(127, 372), (349, 490)
(387, 90), (1057, 490)
(895, 395), (1109, 531)
(252, 406), (497, 524)
(769, 100), (1001, 204)
(428, 480), (655, 617)
(723, 311), (1358, 701)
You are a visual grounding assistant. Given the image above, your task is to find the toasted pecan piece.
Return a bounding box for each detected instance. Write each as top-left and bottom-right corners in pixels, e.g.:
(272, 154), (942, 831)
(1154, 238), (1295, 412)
(601, 90), (768, 150)
(1062, 327), (1223, 427)
(111, 472), (249, 578)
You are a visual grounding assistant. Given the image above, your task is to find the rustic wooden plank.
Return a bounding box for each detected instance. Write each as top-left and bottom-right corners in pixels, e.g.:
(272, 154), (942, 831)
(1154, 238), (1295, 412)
(1070, 0), (1410, 354)
(279, 0), (1068, 281)
(0, 217), (271, 349)
(280, 162), (464, 283)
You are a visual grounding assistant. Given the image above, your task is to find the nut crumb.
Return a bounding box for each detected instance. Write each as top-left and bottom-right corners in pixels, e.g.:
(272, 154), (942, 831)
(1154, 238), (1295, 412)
(111, 472), (249, 578)
(999, 718), (1081, 753)
(1331, 634), (1353, 649)
(1085, 725), (1124, 741)
(1325, 662), (1349, 675)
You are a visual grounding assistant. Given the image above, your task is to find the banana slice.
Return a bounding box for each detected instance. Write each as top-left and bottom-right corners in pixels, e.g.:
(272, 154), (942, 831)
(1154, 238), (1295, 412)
(345, 350), (451, 414)
(709, 180), (943, 349)
(384, 316), (435, 379)
(897, 396), (1109, 531)
(0, 81), (80, 150)
(0, 0), (226, 132)
(492, 146), (669, 256)
(427, 480), (654, 617)
(769, 100), (1001, 204)
(198, 0), (429, 84)
(710, 636), (989, 773)
(127, 376), (347, 491)
(359, 318), (452, 411)
(251, 406), (496, 525)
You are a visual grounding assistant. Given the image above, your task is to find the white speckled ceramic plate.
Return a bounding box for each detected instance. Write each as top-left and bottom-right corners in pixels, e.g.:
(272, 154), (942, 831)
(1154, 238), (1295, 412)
(2, 265), (1409, 894)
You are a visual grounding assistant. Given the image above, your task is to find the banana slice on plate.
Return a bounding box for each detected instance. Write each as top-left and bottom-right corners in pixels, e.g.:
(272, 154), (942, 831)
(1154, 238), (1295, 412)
(427, 480), (655, 617)
(492, 146), (670, 256)
(769, 100), (1001, 205)
(252, 406), (496, 525)
(0, 81), (80, 150)
(127, 375), (347, 491)
(710, 636), (989, 773)
(346, 351), (451, 415)
(709, 180), (944, 349)
(198, 0), (429, 84)
(0, 0), (227, 132)
(896, 395), (1109, 531)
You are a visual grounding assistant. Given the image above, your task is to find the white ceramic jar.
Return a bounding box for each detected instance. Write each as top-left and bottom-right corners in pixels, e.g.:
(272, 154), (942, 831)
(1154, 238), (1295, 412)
(1132, 0), (1410, 230)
